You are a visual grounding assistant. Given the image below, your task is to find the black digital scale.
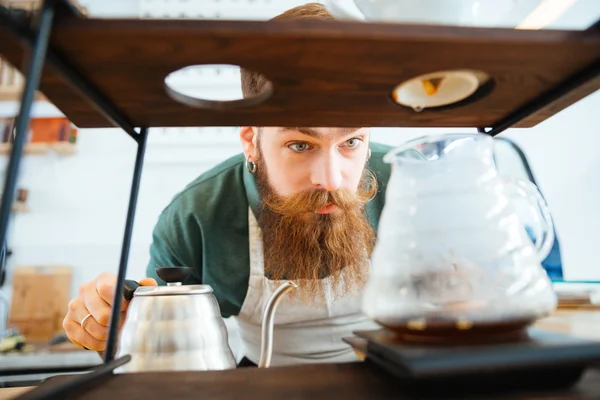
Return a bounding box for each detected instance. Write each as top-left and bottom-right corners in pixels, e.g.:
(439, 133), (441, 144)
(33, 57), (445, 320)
(344, 328), (600, 394)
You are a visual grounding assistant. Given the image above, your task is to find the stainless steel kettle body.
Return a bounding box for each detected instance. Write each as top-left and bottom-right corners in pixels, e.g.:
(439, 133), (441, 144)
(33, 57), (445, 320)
(115, 267), (296, 373)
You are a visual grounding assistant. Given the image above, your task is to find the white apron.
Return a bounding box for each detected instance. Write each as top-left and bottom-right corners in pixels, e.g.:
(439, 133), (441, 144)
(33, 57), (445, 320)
(232, 210), (379, 366)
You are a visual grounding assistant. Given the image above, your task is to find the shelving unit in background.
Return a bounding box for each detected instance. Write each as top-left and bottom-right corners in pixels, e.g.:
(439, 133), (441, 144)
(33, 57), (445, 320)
(0, 141), (75, 155)
(0, 116), (78, 156)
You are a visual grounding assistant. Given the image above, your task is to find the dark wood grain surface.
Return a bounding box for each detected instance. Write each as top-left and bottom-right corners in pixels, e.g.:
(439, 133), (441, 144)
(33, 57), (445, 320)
(1, 11), (599, 130)
(0, 8), (105, 127)
(17, 361), (600, 400)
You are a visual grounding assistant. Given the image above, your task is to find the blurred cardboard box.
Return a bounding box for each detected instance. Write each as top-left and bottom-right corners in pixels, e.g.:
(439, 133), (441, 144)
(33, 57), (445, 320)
(8, 266), (72, 342)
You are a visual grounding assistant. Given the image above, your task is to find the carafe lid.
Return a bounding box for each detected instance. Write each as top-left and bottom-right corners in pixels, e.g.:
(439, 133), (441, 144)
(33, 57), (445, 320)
(134, 266), (213, 296)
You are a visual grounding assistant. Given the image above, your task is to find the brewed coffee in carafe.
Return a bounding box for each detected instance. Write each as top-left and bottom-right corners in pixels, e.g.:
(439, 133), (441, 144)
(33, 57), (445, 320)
(363, 133), (557, 344)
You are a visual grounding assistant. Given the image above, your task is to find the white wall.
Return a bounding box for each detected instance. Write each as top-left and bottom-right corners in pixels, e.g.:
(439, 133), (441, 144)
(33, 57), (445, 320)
(3, 126), (241, 283)
(1, 0), (599, 330)
(502, 91), (600, 281)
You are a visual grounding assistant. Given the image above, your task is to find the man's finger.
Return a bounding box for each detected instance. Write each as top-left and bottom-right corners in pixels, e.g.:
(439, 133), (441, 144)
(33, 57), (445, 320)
(94, 272), (122, 308)
(139, 277), (158, 287)
(96, 274), (157, 309)
(83, 288), (113, 326)
(81, 314), (108, 341)
(63, 318), (106, 352)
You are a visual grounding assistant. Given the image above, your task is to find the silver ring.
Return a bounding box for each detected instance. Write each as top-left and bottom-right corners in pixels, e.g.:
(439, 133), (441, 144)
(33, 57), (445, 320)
(81, 313), (93, 329)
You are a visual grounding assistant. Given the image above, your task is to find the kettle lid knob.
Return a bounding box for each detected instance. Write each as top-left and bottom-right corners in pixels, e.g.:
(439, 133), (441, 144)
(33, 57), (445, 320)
(156, 267), (192, 284)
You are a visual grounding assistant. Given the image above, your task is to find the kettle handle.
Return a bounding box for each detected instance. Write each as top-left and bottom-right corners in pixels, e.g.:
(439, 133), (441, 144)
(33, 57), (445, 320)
(123, 279), (140, 301)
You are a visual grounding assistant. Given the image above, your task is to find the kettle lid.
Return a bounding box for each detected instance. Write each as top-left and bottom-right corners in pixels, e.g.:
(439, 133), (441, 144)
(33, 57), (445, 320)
(133, 266), (212, 296)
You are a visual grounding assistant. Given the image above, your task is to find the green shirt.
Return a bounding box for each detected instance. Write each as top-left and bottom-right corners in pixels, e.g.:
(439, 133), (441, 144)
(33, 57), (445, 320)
(146, 141), (393, 318)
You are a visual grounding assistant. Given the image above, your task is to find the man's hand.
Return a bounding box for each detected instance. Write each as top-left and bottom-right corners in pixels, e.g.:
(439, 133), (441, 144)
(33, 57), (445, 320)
(63, 272), (157, 351)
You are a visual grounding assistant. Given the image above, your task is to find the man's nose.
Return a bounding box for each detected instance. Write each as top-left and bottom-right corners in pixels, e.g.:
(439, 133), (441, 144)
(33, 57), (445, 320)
(311, 152), (342, 192)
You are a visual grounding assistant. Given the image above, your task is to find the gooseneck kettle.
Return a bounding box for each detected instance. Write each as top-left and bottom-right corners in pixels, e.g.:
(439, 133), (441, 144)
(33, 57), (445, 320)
(115, 267), (296, 372)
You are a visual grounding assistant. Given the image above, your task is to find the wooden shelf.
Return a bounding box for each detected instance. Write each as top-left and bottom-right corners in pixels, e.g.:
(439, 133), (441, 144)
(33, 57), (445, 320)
(0, 5), (598, 130)
(0, 141), (76, 155)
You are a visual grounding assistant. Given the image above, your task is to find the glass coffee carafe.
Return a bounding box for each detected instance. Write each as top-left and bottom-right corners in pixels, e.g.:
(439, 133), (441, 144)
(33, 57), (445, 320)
(363, 133), (557, 344)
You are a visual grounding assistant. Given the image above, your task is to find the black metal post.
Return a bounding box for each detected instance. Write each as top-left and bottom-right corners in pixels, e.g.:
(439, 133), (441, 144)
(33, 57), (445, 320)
(0, 5), (139, 142)
(104, 127), (149, 363)
(0, 0), (56, 286)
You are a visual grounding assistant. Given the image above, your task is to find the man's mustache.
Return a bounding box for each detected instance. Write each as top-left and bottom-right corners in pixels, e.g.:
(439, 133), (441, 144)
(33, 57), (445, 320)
(263, 188), (365, 216)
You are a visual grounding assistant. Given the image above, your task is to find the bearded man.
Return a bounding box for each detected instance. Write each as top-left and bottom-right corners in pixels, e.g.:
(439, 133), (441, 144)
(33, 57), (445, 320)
(63, 3), (393, 367)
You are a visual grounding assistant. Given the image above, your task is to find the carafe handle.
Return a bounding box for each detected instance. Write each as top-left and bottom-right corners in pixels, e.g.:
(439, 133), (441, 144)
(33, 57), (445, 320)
(503, 177), (555, 262)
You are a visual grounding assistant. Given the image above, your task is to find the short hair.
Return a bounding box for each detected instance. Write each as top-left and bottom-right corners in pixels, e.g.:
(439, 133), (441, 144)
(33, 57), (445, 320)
(240, 3), (334, 99)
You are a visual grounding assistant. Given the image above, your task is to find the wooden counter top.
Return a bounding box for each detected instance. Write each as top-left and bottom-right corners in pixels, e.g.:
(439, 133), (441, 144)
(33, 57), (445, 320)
(534, 308), (600, 340)
(4, 308), (600, 400)
(11, 360), (600, 400)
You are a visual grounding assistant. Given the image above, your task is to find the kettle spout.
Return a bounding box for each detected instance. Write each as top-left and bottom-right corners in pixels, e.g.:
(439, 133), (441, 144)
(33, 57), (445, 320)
(258, 281), (297, 368)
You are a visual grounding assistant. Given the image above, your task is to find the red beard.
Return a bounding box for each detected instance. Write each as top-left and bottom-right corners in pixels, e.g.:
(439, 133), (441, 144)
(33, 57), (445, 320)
(255, 162), (377, 301)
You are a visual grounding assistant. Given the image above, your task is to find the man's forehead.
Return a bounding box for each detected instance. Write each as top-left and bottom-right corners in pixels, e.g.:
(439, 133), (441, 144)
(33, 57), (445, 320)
(277, 127), (364, 138)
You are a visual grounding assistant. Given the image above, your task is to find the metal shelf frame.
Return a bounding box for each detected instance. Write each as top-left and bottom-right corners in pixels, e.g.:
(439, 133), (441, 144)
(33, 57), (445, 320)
(0, 0), (147, 383)
(0, 0), (598, 398)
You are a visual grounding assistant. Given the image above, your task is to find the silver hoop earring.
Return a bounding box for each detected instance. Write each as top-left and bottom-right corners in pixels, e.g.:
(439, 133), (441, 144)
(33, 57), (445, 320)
(246, 159), (257, 174)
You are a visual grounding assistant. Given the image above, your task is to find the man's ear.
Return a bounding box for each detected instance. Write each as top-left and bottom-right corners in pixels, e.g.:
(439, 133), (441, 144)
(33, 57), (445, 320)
(240, 126), (259, 161)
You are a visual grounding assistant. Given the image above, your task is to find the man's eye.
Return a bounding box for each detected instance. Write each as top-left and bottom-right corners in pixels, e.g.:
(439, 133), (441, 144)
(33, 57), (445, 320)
(289, 142), (312, 153)
(344, 138), (362, 148)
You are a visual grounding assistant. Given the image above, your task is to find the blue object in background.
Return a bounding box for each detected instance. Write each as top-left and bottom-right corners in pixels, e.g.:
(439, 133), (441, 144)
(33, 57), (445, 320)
(525, 226), (564, 280)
